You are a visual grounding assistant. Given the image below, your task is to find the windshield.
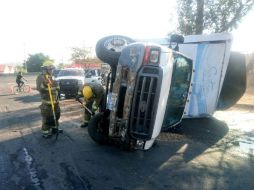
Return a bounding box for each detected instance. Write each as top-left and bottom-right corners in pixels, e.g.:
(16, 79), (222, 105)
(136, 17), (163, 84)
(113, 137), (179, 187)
(58, 69), (84, 77)
(53, 70), (61, 76)
(162, 54), (192, 129)
(85, 70), (96, 77)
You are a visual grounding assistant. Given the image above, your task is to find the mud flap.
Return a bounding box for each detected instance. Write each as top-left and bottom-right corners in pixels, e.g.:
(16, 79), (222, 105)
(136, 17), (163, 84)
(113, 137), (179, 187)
(217, 52), (246, 110)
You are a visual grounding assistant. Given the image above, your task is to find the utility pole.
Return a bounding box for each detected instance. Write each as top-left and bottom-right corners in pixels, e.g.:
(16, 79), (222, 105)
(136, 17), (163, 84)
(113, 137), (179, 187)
(23, 43), (27, 72)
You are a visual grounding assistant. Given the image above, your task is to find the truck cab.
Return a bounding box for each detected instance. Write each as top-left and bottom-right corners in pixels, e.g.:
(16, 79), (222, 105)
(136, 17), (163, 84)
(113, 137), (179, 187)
(107, 43), (193, 150)
(89, 35), (193, 150)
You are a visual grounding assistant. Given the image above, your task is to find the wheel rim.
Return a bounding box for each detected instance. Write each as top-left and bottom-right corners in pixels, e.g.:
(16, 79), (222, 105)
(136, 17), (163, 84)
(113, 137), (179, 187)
(24, 85), (31, 93)
(13, 86), (19, 94)
(104, 37), (128, 52)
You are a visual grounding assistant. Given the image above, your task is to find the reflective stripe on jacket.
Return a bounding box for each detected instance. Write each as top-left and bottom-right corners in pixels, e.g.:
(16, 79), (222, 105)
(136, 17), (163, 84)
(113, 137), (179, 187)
(36, 73), (60, 103)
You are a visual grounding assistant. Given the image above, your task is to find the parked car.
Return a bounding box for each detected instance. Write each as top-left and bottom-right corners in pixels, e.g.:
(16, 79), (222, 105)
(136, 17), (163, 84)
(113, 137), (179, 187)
(55, 68), (102, 98)
(52, 69), (61, 79)
(55, 68), (85, 98)
(84, 69), (101, 84)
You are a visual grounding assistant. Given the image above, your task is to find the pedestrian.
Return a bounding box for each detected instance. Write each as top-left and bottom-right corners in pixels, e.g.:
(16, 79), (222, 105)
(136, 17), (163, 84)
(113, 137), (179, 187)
(36, 60), (61, 138)
(76, 82), (105, 128)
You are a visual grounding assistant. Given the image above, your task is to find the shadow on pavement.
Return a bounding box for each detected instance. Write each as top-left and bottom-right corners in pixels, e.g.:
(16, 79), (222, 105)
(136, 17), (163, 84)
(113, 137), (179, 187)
(2, 105), (254, 190)
(65, 117), (230, 190)
(11, 94), (41, 103)
(0, 94), (14, 97)
(181, 117), (228, 145)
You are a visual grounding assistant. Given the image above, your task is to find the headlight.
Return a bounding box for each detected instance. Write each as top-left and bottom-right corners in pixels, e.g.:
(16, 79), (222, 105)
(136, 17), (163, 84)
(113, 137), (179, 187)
(142, 46), (161, 65)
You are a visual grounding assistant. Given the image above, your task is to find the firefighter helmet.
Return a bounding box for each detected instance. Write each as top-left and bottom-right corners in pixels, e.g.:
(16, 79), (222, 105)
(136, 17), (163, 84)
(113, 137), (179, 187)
(83, 86), (93, 100)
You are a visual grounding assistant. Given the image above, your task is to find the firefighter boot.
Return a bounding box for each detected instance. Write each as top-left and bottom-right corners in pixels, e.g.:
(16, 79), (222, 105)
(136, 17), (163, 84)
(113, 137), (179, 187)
(42, 129), (52, 139)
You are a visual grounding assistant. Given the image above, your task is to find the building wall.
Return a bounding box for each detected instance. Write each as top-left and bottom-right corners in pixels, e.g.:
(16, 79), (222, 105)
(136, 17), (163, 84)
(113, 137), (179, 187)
(0, 65), (15, 74)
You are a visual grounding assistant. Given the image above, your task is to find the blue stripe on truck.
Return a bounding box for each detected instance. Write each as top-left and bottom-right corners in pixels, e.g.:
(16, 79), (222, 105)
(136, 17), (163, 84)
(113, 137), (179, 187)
(189, 44), (207, 116)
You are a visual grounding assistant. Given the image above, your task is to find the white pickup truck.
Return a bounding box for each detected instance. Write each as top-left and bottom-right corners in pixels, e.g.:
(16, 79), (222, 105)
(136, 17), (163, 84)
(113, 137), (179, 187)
(87, 33), (246, 150)
(55, 68), (101, 98)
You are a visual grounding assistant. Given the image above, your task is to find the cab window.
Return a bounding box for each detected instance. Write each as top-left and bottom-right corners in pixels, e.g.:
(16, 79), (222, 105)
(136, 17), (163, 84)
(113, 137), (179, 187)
(85, 70), (97, 78)
(162, 54), (192, 129)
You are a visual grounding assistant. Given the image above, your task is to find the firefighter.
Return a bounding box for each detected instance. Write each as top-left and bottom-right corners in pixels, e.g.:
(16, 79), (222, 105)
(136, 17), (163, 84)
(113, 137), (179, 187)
(76, 82), (105, 128)
(36, 60), (61, 138)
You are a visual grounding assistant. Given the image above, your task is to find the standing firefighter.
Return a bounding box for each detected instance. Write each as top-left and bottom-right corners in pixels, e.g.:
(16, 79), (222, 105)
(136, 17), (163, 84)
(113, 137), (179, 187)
(76, 82), (104, 128)
(36, 60), (61, 138)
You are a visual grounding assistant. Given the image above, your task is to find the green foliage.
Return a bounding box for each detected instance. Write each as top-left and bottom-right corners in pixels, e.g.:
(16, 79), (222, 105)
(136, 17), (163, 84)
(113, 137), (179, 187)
(57, 63), (65, 69)
(177, 0), (197, 35)
(177, 0), (254, 35)
(15, 65), (27, 73)
(25, 53), (53, 72)
(71, 47), (92, 61)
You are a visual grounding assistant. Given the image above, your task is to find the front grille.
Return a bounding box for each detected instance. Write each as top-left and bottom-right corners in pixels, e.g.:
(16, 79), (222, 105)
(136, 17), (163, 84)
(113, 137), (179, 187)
(142, 67), (159, 75)
(129, 66), (162, 140)
(60, 79), (78, 86)
(59, 79), (79, 91)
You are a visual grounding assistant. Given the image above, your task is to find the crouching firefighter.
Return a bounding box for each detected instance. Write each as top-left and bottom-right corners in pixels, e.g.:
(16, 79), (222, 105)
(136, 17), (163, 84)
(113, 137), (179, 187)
(76, 82), (105, 128)
(36, 60), (62, 138)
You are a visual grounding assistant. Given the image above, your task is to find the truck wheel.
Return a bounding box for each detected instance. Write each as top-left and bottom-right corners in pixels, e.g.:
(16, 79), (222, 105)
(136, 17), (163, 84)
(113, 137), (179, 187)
(95, 35), (135, 67)
(88, 113), (109, 144)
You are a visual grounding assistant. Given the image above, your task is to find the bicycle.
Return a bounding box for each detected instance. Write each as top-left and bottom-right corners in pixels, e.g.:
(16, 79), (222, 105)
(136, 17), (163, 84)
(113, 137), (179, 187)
(13, 81), (31, 94)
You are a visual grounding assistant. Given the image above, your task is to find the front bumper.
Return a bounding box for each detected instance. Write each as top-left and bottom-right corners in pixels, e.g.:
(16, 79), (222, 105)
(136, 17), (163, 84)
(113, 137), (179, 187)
(59, 79), (81, 98)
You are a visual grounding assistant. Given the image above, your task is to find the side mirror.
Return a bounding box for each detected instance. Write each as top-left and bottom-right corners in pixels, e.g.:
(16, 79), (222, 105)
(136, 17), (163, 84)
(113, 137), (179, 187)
(169, 34), (184, 52)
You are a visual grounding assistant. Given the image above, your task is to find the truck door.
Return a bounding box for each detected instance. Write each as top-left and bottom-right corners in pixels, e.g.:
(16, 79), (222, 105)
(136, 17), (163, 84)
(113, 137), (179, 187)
(162, 54), (193, 130)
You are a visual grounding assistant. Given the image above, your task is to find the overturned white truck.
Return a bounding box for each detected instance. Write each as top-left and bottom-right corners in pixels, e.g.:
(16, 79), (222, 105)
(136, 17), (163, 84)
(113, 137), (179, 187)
(88, 33), (246, 150)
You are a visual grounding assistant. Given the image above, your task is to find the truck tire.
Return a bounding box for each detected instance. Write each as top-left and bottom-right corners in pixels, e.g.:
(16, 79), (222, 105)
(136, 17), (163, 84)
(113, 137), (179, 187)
(95, 35), (135, 67)
(88, 113), (109, 144)
(217, 52), (246, 110)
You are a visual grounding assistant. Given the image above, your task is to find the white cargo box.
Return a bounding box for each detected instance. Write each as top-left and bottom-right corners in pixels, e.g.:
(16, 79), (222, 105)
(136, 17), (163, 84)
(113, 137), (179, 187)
(179, 33), (232, 117)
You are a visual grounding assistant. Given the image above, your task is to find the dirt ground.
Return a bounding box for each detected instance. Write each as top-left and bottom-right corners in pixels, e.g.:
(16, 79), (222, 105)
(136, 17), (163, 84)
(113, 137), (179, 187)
(0, 74), (254, 190)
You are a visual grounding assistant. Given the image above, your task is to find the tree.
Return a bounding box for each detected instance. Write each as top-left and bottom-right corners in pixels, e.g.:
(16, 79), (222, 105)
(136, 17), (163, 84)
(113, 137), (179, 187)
(177, 0), (254, 35)
(57, 63), (65, 69)
(70, 46), (102, 67)
(70, 47), (92, 61)
(25, 53), (52, 72)
(15, 64), (27, 73)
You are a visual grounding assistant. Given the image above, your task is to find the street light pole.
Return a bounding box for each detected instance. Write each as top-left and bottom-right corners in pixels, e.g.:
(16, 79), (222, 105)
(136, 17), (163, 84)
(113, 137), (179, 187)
(23, 43), (27, 72)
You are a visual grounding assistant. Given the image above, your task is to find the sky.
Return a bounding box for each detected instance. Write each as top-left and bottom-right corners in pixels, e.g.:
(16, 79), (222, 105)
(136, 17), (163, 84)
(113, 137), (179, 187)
(0, 0), (253, 65)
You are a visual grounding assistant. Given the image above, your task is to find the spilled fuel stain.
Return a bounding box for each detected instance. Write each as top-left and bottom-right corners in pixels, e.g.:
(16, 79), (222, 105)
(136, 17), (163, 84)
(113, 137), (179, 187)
(23, 148), (43, 190)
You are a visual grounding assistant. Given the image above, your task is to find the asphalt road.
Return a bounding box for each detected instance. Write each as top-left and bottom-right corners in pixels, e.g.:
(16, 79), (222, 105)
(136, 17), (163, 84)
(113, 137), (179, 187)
(0, 74), (254, 190)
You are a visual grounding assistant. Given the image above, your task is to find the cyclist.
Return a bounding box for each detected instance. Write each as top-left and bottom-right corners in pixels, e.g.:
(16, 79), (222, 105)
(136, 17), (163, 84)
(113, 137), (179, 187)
(16, 71), (27, 90)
